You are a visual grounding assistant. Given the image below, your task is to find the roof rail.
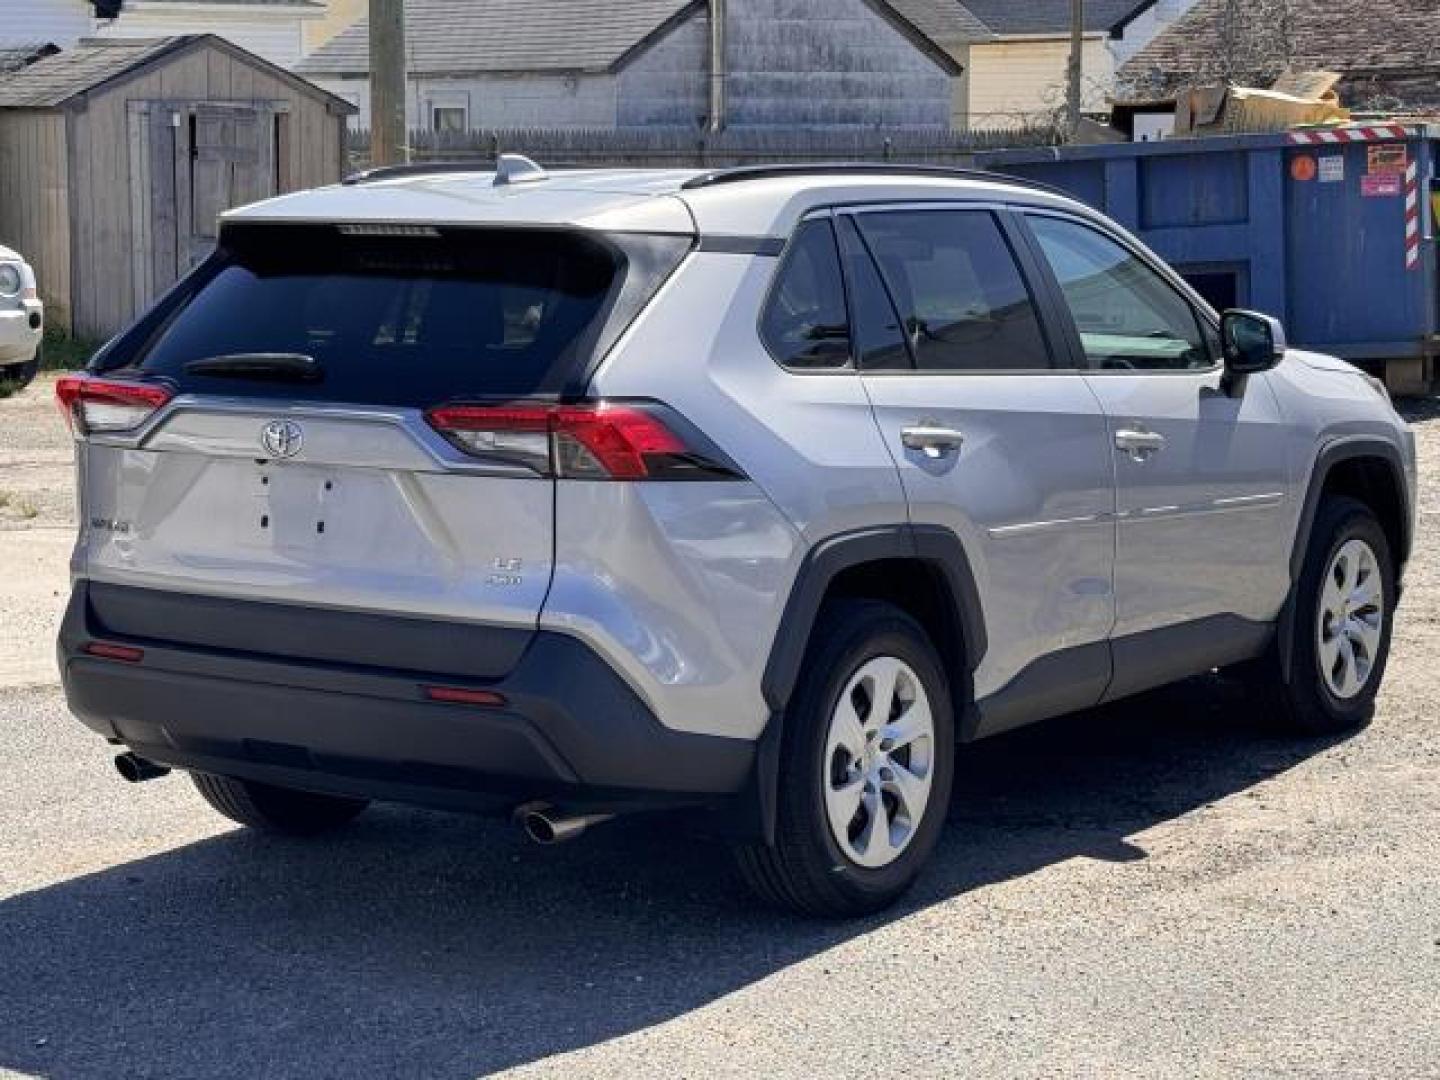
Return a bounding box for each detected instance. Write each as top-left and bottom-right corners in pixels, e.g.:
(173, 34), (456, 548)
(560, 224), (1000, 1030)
(341, 160), (494, 186)
(679, 162), (1070, 198)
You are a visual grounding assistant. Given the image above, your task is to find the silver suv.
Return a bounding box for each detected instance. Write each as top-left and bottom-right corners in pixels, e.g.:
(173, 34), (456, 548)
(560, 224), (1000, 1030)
(57, 161), (1416, 916)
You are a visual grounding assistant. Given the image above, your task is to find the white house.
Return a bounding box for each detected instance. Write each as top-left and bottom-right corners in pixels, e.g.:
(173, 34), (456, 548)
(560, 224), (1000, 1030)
(955, 0), (1204, 126)
(4, 0), (323, 68)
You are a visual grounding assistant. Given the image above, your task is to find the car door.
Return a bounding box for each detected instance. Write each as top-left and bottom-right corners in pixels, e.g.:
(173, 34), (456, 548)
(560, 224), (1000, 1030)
(841, 206), (1117, 735)
(1020, 211), (1293, 699)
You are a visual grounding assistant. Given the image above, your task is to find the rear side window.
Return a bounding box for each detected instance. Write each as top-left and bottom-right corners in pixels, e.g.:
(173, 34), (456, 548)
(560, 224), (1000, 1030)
(761, 219), (851, 369)
(855, 210), (1051, 372)
(836, 216), (910, 371)
(101, 224), (686, 407)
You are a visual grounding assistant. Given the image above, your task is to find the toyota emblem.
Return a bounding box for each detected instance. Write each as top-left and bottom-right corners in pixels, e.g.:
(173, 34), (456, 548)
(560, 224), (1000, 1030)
(260, 420), (304, 459)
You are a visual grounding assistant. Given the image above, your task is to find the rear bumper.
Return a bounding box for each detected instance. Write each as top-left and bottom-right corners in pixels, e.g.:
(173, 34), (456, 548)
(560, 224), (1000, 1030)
(59, 582), (755, 813)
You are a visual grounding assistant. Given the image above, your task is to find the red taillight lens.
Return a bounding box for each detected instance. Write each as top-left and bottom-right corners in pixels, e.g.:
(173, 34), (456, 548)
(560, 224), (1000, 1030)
(56, 375), (172, 435)
(425, 401), (739, 481)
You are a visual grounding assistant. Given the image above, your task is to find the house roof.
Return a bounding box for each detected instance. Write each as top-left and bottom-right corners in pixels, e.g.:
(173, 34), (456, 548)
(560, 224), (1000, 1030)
(1120, 0), (1440, 94)
(885, 0), (996, 46)
(297, 0), (701, 77)
(962, 0), (1149, 36)
(0, 43), (61, 75)
(126, 0), (322, 6)
(0, 35), (356, 111)
(296, 0), (974, 79)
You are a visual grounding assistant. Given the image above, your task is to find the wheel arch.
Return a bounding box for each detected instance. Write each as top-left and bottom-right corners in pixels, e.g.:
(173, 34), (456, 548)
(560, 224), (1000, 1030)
(1278, 437), (1411, 681)
(1290, 438), (1411, 582)
(739, 525), (986, 845)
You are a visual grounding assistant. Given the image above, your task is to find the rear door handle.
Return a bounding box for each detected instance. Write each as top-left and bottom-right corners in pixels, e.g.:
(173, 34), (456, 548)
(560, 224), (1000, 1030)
(1115, 428), (1167, 460)
(900, 424), (965, 459)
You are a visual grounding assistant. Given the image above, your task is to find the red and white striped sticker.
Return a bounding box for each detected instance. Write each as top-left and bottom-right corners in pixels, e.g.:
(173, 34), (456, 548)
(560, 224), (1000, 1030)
(1289, 124), (1410, 145)
(1405, 160), (1422, 271)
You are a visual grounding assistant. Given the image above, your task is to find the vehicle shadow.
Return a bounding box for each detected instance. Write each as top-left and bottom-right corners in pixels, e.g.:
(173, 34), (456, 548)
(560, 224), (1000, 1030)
(0, 674), (1338, 1079)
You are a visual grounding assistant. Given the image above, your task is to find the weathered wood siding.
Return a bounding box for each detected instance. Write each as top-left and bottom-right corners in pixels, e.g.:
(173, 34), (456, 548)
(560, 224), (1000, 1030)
(64, 40), (346, 339)
(723, 0), (953, 129)
(0, 111), (72, 332)
(616, 11), (710, 129)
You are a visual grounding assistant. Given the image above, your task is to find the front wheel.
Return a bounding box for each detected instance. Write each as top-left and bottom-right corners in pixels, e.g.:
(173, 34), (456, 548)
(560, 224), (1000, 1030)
(1, 355), (39, 391)
(1238, 495), (1395, 735)
(734, 600), (955, 917)
(191, 773), (369, 835)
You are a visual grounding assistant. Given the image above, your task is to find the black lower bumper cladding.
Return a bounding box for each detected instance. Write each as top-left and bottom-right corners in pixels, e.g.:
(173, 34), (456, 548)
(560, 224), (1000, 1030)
(59, 582), (753, 813)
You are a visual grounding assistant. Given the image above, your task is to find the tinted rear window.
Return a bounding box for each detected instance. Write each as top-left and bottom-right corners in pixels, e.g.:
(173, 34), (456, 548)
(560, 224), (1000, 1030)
(102, 224), (680, 407)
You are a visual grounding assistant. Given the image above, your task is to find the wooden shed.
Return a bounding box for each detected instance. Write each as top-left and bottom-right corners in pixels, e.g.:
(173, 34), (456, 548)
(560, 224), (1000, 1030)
(0, 35), (355, 338)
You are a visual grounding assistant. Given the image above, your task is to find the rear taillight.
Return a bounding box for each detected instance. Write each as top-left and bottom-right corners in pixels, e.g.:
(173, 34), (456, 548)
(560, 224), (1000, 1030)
(56, 375), (172, 435)
(425, 401), (742, 481)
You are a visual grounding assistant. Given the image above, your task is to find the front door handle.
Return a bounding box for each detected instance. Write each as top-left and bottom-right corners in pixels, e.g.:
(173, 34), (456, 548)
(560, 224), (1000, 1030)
(1115, 428), (1167, 461)
(901, 424), (965, 459)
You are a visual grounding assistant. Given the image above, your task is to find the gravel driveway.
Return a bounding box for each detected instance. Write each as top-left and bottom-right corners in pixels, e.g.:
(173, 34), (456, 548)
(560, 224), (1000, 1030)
(1, 376), (1436, 1078)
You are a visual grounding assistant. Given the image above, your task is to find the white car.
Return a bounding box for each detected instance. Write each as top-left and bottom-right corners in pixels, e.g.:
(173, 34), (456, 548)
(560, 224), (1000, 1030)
(0, 245), (43, 387)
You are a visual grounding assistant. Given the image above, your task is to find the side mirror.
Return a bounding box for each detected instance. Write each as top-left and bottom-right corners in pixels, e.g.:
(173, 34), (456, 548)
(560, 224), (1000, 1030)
(1220, 309), (1287, 377)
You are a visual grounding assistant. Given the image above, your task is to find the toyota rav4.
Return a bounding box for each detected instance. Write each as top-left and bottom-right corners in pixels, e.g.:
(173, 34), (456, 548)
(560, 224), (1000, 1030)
(56, 160), (1416, 916)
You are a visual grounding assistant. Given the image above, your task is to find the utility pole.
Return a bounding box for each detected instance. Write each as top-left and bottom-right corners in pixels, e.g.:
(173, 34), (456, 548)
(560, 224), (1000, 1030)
(369, 0), (407, 166)
(1066, 0), (1085, 138)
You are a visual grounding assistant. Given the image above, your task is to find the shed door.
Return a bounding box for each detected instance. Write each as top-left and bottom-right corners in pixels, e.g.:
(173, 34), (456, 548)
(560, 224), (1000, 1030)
(185, 106), (276, 267)
(140, 103), (279, 302)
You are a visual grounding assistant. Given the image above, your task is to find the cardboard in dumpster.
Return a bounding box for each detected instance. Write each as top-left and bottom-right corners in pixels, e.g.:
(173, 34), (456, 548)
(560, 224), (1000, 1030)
(1173, 70), (1350, 136)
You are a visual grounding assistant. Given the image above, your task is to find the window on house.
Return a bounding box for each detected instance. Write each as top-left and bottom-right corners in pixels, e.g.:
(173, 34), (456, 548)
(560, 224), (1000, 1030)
(431, 106), (467, 133)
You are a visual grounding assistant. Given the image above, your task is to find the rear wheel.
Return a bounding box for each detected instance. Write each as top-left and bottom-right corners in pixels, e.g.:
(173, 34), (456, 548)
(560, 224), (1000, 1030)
(1238, 496), (1395, 735)
(191, 773), (368, 835)
(735, 600), (955, 917)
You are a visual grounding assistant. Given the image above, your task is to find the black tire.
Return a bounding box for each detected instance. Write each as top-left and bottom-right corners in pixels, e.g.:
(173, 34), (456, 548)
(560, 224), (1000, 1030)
(191, 772), (368, 835)
(1238, 495), (1396, 735)
(1, 355), (39, 391)
(734, 599), (956, 917)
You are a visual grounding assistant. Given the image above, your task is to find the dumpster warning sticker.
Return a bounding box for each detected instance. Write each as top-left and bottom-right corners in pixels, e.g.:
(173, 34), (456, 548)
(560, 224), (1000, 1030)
(1367, 143), (1408, 177)
(1291, 155), (1317, 181)
(1362, 174), (1402, 198)
(1318, 155), (1344, 183)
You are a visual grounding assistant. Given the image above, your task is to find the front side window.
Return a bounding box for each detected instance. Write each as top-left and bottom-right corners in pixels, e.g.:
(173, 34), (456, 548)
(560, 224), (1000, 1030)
(431, 106), (467, 133)
(1028, 215), (1214, 372)
(854, 210), (1052, 372)
(761, 219), (851, 370)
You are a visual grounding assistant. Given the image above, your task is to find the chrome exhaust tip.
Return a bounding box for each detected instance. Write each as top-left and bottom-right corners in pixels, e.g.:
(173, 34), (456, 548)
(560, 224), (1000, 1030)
(516, 802), (615, 845)
(114, 752), (171, 783)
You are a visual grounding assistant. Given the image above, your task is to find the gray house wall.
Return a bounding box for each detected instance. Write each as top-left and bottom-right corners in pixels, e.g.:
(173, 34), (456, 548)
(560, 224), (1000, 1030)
(322, 0), (955, 134)
(724, 0), (953, 128)
(616, 11), (709, 129)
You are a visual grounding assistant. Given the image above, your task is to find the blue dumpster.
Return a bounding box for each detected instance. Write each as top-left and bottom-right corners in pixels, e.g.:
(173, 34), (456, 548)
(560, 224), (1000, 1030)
(980, 125), (1437, 393)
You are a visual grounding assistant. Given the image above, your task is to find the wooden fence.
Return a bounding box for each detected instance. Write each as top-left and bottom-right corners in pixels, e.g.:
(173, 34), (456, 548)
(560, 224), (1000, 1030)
(344, 125), (1064, 173)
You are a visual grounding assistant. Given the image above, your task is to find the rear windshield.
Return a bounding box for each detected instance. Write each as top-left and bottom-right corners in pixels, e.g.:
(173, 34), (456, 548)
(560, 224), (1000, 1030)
(98, 223), (687, 407)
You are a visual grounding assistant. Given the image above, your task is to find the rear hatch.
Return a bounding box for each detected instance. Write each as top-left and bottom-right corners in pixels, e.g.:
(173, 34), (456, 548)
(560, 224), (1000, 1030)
(66, 220), (689, 676)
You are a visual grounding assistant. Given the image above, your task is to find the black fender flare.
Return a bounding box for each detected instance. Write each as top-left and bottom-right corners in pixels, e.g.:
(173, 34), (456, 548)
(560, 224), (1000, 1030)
(1277, 436), (1411, 680)
(738, 524), (987, 844)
